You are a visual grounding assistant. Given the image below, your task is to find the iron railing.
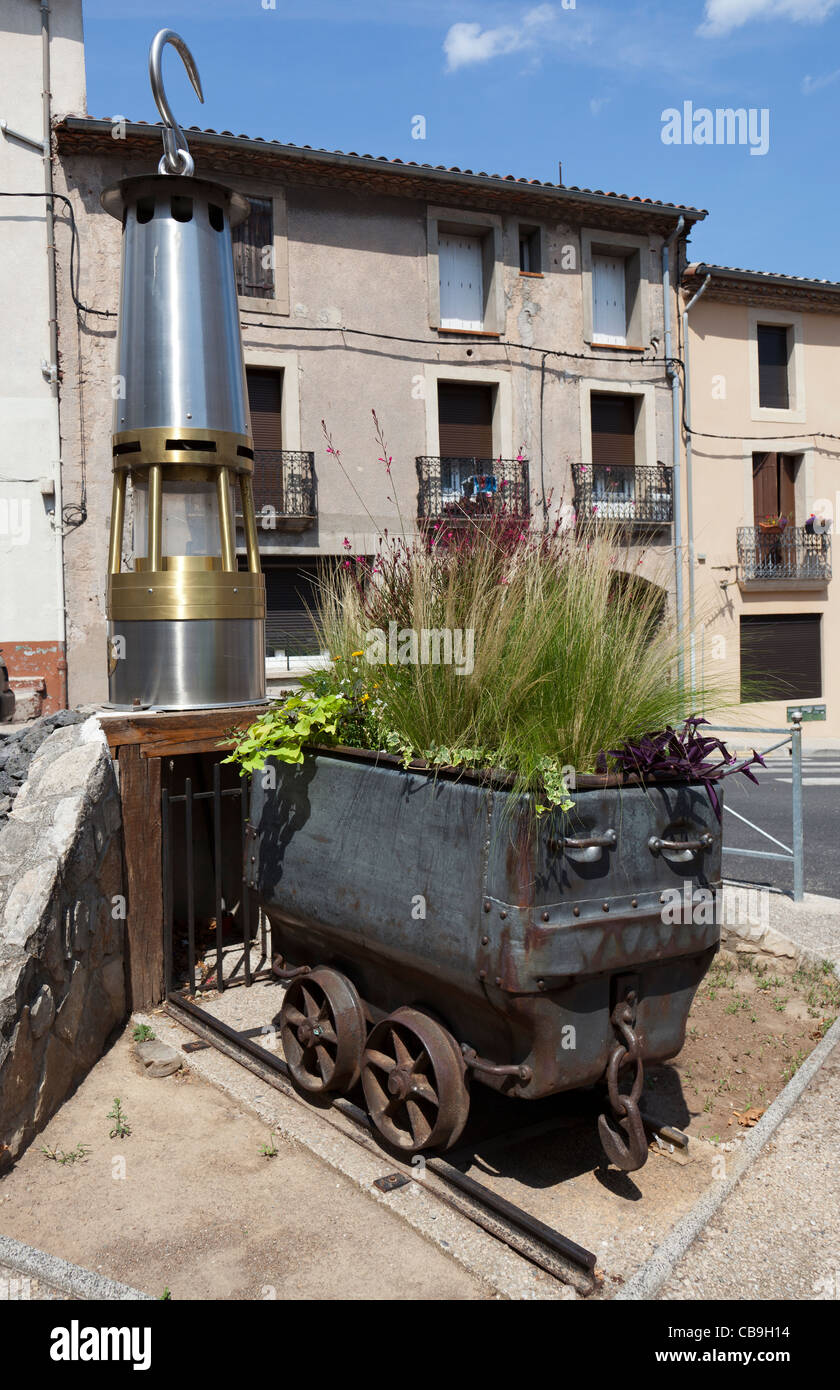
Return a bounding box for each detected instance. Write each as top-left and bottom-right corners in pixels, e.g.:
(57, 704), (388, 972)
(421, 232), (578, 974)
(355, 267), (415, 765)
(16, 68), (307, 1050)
(237, 450), (316, 530)
(416, 456), (530, 523)
(737, 526), (832, 582)
(572, 463), (673, 526)
(703, 717), (804, 901)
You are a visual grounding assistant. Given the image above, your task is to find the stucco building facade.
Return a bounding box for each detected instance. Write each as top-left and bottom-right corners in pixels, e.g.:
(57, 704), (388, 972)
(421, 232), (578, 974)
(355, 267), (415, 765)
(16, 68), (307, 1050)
(47, 114), (702, 707)
(681, 264), (838, 741)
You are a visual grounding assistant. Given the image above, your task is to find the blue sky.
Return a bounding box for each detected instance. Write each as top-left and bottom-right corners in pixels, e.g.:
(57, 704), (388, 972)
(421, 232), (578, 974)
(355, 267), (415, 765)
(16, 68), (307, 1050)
(80, 0), (840, 279)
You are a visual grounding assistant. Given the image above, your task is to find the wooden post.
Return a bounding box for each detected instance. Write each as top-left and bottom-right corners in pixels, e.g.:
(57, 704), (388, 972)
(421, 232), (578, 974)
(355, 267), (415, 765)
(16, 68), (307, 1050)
(118, 744), (164, 1009)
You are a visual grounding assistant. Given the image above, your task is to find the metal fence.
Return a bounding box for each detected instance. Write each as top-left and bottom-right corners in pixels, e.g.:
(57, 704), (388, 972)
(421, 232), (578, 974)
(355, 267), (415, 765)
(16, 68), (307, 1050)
(705, 715), (804, 901)
(736, 526), (831, 582)
(416, 456), (530, 522)
(162, 765), (267, 996)
(236, 450), (317, 527)
(571, 463), (673, 526)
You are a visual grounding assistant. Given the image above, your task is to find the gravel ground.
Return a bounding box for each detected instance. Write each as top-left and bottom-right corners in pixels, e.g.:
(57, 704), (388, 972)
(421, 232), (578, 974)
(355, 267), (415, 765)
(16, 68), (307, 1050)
(658, 1035), (840, 1299)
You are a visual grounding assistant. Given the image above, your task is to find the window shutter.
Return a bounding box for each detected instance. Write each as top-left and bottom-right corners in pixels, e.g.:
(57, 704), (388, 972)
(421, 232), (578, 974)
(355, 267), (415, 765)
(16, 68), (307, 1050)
(779, 456), (797, 520)
(438, 383), (494, 458)
(439, 234), (484, 329)
(590, 394), (636, 469)
(752, 452), (798, 522)
(592, 254), (627, 344)
(232, 196), (274, 299)
(752, 452), (778, 519)
(264, 563), (322, 656)
(246, 370), (283, 514)
(757, 326), (790, 409)
(740, 614), (821, 701)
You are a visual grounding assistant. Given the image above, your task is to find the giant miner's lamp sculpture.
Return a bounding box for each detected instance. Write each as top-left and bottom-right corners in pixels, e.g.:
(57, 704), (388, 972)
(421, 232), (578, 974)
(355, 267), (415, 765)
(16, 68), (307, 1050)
(103, 29), (265, 708)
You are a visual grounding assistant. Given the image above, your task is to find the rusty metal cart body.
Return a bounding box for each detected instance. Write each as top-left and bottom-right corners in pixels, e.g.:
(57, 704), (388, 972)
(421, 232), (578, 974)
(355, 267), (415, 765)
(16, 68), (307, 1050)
(249, 747), (722, 1169)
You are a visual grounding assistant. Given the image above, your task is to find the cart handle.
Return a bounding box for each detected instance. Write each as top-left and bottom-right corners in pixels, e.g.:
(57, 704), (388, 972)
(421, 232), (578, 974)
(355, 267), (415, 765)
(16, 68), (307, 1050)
(648, 833), (713, 854)
(557, 828), (617, 851)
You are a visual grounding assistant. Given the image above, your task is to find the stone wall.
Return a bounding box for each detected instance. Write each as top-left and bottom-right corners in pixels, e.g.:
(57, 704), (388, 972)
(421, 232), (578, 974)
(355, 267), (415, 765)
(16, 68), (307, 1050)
(0, 711), (86, 822)
(0, 716), (125, 1169)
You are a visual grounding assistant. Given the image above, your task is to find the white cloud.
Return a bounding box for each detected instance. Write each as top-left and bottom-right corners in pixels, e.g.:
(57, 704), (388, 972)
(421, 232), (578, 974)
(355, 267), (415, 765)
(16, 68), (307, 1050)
(699, 0), (840, 37)
(443, 5), (556, 72)
(802, 66), (840, 90)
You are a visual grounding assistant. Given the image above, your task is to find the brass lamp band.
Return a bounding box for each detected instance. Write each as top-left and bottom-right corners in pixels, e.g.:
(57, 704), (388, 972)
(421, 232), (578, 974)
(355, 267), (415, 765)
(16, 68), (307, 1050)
(108, 569), (265, 622)
(107, 473), (126, 576)
(111, 426), (255, 474)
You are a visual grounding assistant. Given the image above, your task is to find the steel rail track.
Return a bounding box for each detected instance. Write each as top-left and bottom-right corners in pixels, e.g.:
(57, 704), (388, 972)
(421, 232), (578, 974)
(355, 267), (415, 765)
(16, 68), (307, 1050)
(165, 989), (599, 1295)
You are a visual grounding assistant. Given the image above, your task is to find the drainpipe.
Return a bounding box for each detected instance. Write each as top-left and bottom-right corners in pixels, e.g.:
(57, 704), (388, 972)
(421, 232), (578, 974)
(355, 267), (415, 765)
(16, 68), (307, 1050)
(662, 215), (684, 685)
(681, 269), (712, 690)
(39, 0), (68, 708)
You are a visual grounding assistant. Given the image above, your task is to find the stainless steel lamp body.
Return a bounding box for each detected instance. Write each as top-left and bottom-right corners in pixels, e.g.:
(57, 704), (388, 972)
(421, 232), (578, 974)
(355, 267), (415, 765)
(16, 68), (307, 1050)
(105, 176), (251, 437)
(102, 175), (266, 710)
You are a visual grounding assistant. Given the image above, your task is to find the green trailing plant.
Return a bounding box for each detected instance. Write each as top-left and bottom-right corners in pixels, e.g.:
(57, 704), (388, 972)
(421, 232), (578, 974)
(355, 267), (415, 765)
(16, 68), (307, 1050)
(222, 692), (349, 773)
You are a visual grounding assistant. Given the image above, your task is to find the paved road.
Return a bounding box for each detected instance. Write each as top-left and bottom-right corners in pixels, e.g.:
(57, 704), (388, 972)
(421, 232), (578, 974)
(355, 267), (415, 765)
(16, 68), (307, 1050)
(721, 750), (840, 899)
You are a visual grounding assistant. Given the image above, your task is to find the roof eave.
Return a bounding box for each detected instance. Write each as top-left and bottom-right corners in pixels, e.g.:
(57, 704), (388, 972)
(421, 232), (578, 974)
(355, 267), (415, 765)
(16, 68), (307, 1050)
(54, 116), (707, 225)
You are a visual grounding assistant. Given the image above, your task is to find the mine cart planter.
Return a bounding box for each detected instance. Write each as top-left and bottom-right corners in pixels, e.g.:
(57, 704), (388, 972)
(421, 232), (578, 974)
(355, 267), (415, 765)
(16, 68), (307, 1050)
(249, 747), (723, 1170)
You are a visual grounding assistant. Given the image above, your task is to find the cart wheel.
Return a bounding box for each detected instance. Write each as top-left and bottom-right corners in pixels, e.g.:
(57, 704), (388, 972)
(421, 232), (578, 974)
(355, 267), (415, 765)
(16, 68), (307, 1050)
(280, 968), (366, 1095)
(361, 1006), (470, 1154)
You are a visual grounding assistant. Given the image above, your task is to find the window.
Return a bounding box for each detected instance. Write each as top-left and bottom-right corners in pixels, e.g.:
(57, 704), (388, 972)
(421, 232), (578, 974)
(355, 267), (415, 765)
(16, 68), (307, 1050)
(246, 369), (283, 515)
(740, 613), (821, 702)
(263, 562), (323, 658)
(590, 393), (637, 516)
(592, 254), (628, 344)
(439, 234), (484, 330)
(519, 226), (541, 274)
(757, 325), (791, 410)
(232, 196), (274, 300)
(583, 231), (647, 349)
(437, 383), (494, 499)
(752, 451), (797, 524)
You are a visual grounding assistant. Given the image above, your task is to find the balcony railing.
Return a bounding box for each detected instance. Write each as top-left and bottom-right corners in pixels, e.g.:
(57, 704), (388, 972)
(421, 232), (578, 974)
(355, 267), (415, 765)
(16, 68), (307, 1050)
(572, 464), (673, 526)
(737, 526), (832, 582)
(237, 450), (317, 533)
(416, 457), (530, 523)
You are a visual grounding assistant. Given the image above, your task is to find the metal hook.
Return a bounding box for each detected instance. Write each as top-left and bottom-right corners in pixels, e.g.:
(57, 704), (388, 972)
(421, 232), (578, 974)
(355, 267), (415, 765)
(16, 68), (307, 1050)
(148, 29), (204, 177)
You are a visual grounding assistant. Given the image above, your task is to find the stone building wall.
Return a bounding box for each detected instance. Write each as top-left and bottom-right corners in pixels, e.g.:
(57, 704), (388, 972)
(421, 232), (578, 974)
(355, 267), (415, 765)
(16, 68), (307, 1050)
(0, 716), (125, 1169)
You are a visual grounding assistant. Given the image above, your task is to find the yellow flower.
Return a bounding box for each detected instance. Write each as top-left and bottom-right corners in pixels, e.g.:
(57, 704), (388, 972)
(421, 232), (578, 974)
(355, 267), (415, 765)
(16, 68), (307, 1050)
(360, 693), (370, 702)
(351, 650), (364, 658)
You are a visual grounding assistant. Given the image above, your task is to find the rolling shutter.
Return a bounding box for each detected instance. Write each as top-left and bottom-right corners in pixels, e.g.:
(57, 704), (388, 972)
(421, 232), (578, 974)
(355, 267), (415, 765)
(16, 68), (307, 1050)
(247, 370), (283, 514)
(592, 254), (627, 344)
(439, 234), (484, 329)
(591, 394), (636, 469)
(740, 614), (821, 701)
(437, 383), (494, 459)
(264, 563), (323, 657)
(757, 326), (790, 409)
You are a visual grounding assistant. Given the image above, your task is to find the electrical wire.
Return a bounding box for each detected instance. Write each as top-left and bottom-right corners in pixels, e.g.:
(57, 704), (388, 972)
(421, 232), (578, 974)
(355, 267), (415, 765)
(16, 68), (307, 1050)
(0, 190), (116, 318)
(239, 313), (672, 371)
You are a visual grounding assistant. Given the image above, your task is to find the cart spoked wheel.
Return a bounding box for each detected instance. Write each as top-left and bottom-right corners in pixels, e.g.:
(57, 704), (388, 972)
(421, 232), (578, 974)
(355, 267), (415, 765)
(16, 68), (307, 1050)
(361, 1006), (470, 1154)
(279, 968), (366, 1095)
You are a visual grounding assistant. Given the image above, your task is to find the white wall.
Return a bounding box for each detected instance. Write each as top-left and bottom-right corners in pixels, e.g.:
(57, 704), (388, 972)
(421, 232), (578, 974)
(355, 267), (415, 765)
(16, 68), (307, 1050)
(0, 0), (86, 702)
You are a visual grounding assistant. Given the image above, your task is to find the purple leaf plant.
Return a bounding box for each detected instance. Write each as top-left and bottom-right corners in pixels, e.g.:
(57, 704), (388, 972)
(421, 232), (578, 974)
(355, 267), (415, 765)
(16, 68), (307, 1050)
(600, 715), (765, 820)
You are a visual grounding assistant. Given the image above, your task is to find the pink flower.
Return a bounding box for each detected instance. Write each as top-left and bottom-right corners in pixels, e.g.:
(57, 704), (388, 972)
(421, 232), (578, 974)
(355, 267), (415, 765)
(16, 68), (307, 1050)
(342, 537), (351, 549)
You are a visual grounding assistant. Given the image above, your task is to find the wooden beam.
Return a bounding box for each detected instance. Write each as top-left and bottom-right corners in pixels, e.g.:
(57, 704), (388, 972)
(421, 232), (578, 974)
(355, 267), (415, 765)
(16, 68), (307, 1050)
(101, 703), (266, 754)
(118, 744), (164, 1010)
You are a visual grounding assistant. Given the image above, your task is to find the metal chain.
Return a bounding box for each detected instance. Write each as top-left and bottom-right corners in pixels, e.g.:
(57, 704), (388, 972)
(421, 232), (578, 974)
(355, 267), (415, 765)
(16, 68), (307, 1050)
(597, 992), (649, 1172)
